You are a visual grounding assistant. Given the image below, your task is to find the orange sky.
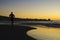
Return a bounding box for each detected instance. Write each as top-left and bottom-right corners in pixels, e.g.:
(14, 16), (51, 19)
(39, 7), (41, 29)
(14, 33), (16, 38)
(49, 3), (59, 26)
(0, 0), (60, 20)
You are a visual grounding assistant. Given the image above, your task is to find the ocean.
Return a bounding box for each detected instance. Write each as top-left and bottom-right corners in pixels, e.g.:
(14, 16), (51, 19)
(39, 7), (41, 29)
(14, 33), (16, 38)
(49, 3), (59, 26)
(26, 21), (60, 40)
(0, 20), (60, 40)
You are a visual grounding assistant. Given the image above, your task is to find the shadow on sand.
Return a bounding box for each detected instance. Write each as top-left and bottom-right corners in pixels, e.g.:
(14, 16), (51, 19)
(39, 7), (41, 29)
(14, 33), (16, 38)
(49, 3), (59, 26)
(0, 25), (36, 40)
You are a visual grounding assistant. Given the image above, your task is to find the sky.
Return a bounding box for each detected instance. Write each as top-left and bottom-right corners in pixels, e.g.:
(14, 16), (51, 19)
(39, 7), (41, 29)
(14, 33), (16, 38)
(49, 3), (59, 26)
(0, 0), (60, 20)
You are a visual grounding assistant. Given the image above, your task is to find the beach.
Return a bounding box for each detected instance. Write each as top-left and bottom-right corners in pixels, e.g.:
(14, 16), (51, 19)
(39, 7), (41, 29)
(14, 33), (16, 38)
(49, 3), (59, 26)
(0, 24), (36, 40)
(0, 21), (60, 40)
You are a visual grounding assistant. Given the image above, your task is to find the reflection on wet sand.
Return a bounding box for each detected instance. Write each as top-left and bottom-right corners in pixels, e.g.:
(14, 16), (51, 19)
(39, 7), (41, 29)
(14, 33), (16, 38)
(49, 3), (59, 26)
(27, 26), (60, 40)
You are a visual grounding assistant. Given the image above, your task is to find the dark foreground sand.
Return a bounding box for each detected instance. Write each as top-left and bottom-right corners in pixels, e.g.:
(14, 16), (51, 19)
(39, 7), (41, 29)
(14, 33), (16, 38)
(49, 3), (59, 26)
(0, 25), (36, 40)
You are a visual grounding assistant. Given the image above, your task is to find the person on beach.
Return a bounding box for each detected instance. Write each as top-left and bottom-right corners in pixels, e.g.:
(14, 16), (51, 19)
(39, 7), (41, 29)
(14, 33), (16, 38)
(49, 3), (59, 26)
(9, 12), (15, 32)
(9, 12), (15, 25)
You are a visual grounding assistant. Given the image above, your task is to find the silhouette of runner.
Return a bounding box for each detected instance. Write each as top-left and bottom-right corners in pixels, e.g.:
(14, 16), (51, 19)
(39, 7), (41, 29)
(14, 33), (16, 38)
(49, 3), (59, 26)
(9, 12), (15, 32)
(9, 12), (15, 25)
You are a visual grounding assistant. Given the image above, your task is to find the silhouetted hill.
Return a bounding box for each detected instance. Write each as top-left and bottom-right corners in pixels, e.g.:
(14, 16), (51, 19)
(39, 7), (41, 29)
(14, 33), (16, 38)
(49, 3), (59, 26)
(0, 16), (51, 21)
(0, 16), (20, 21)
(0, 16), (9, 21)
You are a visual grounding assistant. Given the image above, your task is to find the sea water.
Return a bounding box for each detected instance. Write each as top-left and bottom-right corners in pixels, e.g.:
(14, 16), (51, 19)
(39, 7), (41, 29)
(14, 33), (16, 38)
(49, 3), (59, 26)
(1, 20), (60, 40)
(27, 21), (60, 40)
(27, 26), (60, 40)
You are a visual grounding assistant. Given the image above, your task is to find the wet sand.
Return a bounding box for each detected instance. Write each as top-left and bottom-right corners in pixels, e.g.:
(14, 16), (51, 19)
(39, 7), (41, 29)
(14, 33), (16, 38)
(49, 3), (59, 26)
(0, 25), (36, 40)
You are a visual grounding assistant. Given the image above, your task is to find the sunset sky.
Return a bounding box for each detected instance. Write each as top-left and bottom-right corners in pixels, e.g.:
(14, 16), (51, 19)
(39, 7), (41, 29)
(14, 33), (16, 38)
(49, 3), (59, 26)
(0, 0), (60, 20)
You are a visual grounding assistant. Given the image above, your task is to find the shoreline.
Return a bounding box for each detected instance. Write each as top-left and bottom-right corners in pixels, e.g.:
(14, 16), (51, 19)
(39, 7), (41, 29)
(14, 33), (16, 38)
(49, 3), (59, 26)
(27, 26), (60, 40)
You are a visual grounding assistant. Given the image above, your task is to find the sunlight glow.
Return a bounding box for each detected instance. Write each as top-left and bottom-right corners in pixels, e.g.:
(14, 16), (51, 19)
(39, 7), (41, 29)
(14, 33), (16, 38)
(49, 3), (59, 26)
(0, 0), (60, 20)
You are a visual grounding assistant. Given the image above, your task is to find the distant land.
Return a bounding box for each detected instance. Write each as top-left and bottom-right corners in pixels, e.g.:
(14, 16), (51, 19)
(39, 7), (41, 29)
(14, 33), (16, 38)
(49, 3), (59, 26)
(0, 16), (51, 21)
